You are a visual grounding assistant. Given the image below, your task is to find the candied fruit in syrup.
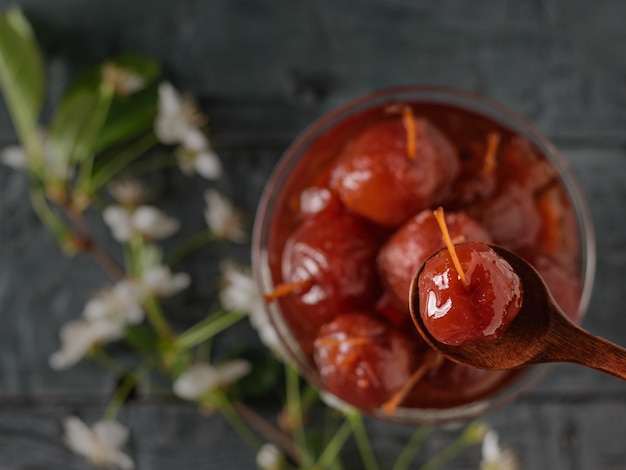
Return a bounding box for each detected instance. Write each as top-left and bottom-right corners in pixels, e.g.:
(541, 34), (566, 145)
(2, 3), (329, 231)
(265, 100), (584, 412)
(313, 312), (417, 410)
(536, 185), (580, 267)
(498, 136), (556, 192)
(375, 292), (413, 329)
(378, 209), (491, 309)
(446, 132), (501, 207)
(296, 186), (344, 217)
(405, 359), (513, 409)
(281, 209), (383, 326)
(330, 115), (460, 227)
(417, 242), (523, 346)
(473, 184), (541, 251)
(520, 251), (581, 322)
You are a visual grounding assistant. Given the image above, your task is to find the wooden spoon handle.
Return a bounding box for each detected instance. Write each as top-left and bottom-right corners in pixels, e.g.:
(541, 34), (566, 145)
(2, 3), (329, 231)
(543, 312), (626, 381)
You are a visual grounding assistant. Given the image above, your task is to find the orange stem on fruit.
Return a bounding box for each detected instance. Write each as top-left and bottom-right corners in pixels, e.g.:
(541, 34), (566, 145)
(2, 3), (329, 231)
(264, 280), (313, 303)
(402, 106), (417, 160)
(315, 337), (372, 348)
(481, 132), (501, 179)
(433, 207), (468, 286)
(381, 352), (442, 414)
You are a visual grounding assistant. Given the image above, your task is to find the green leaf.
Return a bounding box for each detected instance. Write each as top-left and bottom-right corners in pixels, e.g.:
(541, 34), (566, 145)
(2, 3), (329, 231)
(47, 86), (113, 174)
(94, 83), (158, 153)
(113, 54), (161, 83)
(0, 8), (45, 152)
(68, 54), (160, 94)
(125, 325), (160, 352)
(54, 55), (160, 156)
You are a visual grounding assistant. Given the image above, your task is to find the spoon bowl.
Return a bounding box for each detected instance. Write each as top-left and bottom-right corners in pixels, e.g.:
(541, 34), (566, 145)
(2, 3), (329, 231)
(409, 245), (626, 379)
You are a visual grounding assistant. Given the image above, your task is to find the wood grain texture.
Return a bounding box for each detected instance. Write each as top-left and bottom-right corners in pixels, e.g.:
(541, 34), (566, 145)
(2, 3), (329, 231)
(1, 0), (626, 468)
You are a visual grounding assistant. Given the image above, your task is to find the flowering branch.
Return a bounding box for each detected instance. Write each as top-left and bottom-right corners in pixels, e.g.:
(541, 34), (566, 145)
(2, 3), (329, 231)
(0, 8), (519, 470)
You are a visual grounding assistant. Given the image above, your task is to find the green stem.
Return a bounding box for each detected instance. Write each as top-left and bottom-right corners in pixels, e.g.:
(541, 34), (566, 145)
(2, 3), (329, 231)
(312, 418), (352, 470)
(174, 310), (245, 351)
(165, 229), (219, 266)
(285, 362), (314, 467)
(300, 384), (320, 414)
(348, 412), (380, 470)
(122, 152), (179, 178)
(392, 426), (433, 470)
(89, 347), (128, 376)
(28, 181), (70, 243)
(215, 391), (262, 451)
(23, 129), (45, 177)
(88, 132), (158, 192)
(418, 431), (476, 470)
(127, 236), (143, 277)
(77, 84), (114, 188)
(103, 372), (138, 420)
(144, 294), (173, 340)
(322, 411), (346, 470)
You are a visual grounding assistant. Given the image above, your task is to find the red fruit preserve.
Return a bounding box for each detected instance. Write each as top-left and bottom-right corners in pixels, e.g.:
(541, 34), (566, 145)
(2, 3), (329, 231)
(418, 242), (523, 346)
(253, 87), (594, 422)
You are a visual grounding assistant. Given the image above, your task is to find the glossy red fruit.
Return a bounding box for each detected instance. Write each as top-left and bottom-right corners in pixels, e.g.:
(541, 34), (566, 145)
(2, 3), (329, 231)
(474, 184), (541, 250)
(525, 252), (582, 321)
(281, 209), (383, 327)
(536, 185), (580, 268)
(296, 186), (342, 217)
(313, 312), (417, 410)
(418, 242), (523, 346)
(499, 136), (556, 192)
(378, 210), (491, 309)
(405, 359), (514, 409)
(330, 116), (459, 228)
(375, 292), (412, 329)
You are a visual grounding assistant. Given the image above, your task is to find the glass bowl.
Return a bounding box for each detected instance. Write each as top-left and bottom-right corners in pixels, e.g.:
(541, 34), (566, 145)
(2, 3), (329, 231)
(252, 86), (595, 424)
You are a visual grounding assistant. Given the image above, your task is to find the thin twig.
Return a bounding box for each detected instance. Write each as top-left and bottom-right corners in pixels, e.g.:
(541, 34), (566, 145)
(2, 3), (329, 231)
(233, 401), (299, 462)
(63, 207), (125, 280)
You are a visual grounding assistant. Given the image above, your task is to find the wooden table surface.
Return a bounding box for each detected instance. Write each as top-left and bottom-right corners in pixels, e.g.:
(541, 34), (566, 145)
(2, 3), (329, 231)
(1, 1), (626, 468)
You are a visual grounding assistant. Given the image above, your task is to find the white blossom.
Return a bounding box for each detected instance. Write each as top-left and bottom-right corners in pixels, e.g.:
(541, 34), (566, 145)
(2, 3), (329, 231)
(177, 128), (222, 180)
(132, 206), (180, 239)
(480, 430), (519, 470)
(49, 318), (125, 370)
(63, 416), (134, 470)
(154, 82), (204, 145)
(83, 280), (144, 325)
(50, 279), (145, 370)
(0, 145), (28, 169)
(256, 443), (285, 470)
(108, 180), (151, 207)
(173, 361), (251, 401)
(154, 82), (222, 180)
(139, 264), (190, 298)
(204, 190), (246, 242)
(0, 131), (63, 177)
(103, 205), (180, 242)
(219, 262), (264, 316)
(101, 62), (145, 97)
(103, 206), (134, 241)
(219, 261), (284, 356)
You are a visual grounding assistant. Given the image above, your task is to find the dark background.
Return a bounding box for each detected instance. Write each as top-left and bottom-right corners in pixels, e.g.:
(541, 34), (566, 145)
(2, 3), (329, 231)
(1, 0), (626, 468)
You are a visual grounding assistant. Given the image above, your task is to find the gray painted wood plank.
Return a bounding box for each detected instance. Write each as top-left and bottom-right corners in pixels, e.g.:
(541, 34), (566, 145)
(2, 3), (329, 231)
(1, 0), (626, 145)
(2, 400), (626, 469)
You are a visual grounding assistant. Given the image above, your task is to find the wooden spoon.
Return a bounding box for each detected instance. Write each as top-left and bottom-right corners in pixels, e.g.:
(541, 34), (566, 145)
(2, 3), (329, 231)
(409, 245), (626, 380)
